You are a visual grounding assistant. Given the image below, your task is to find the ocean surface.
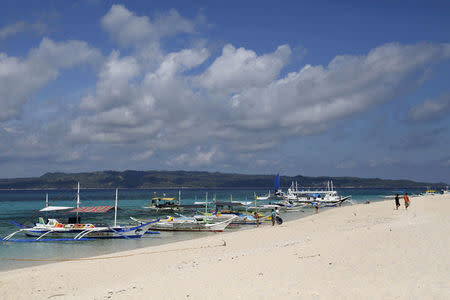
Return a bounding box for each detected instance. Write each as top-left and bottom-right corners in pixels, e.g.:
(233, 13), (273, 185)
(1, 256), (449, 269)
(0, 187), (421, 271)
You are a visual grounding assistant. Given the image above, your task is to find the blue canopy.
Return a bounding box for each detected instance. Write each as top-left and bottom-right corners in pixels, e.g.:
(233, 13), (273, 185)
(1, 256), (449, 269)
(274, 173), (280, 190)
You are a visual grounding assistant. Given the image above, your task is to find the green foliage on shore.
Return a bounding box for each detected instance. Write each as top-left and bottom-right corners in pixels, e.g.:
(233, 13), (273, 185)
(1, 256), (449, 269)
(0, 170), (445, 189)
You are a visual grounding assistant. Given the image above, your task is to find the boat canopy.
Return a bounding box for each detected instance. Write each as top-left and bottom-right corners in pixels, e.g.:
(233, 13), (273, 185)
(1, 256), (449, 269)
(152, 197), (177, 201)
(68, 206), (114, 213)
(39, 206), (74, 212)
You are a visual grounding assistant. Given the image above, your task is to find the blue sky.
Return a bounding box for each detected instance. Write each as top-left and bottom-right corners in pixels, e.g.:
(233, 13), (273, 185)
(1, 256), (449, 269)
(0, 0), (449, 183)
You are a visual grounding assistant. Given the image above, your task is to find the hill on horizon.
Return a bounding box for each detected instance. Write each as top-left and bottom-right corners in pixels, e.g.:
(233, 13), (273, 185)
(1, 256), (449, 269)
(0, 170), (446, 190)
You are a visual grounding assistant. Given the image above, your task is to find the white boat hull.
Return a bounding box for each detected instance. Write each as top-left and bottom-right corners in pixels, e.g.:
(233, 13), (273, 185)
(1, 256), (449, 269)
(133, 216), (236, 232)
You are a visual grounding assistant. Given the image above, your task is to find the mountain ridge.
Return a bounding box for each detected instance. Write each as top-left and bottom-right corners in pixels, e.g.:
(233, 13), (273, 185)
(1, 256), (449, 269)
(0, 170), (446, 189)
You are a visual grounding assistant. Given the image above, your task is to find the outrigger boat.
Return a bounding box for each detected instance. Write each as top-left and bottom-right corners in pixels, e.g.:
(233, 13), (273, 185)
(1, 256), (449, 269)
(256, 173), (285, 201)
(3, 185), (158, 242)
(144, 191), (181, 212)
(131, 214), (237, 232)
(213, 212), (272, 226)
(286, 180), (351, 205)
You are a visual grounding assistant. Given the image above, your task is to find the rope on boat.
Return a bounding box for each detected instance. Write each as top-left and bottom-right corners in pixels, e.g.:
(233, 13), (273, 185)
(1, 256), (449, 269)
(2, 239), (227, 262)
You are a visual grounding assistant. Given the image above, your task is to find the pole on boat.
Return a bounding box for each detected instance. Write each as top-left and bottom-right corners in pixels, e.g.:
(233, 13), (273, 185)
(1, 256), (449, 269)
(205, 192), (208, 214)
(45, 193), (48, 207)
(114, 188), (118, 227)
(77, 182), (80, 208)
(178, 190), (181, 206)
(76, 182), (80, 222)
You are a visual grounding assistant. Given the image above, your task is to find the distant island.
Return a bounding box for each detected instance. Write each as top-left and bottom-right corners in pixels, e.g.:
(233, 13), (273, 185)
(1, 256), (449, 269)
(0, 170), (446, 190)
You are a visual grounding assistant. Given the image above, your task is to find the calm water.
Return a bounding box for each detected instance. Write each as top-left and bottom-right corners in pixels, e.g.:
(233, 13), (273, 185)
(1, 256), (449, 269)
(0, 187), (420, 271)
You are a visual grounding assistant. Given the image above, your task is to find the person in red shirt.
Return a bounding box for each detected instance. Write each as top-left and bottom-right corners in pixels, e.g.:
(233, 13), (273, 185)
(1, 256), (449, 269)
(404, 192), (410, 210)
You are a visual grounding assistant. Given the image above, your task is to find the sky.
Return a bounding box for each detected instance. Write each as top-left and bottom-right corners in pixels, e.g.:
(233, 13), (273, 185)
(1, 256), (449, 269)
(0, 0), (449, 183)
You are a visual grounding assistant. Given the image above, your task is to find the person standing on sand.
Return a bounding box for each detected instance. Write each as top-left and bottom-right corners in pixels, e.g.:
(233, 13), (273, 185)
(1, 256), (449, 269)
(271, 209), (276, 226)
(404, 192), (410, 210)
(254, 211), (260, 227)
(313, 200), (319, 213)
(395, 194), (400, 210)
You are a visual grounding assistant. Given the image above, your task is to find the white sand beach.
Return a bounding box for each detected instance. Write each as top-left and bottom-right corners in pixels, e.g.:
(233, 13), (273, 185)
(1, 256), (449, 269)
(1, 194), (449, 299)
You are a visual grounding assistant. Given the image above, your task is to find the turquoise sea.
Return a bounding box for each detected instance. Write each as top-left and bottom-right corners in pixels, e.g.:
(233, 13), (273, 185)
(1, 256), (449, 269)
(0, 187), (421, 271)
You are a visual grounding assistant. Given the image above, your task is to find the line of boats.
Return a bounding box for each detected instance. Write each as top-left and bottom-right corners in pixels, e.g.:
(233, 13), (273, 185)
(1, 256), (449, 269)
(256, 177), (351, 205)
(2, 177), (352, 242)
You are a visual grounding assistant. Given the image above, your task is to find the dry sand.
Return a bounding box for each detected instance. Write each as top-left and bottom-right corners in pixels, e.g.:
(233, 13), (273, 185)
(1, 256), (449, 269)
(0, 194), (449, 299)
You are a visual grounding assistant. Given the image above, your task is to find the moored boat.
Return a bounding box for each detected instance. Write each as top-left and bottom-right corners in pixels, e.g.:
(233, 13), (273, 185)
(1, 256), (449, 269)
(3, 184), (158, 242)
(131, 215), (237, 232)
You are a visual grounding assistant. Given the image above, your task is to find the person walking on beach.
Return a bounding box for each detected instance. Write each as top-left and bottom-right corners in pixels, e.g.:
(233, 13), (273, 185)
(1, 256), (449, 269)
(404, 192), (410, 210)
(275, 207), (283, 225)
(395, 194), (400, 210)
(271, 209), (276, 226)
(313, 200), (319, 214)
(254, 211), (260, 227)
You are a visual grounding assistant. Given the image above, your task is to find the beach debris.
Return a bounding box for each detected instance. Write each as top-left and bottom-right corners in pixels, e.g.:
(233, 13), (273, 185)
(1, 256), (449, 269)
(258, 272), (264, 276)
(48, 294), (65, 299)
(281, 240), (299, 247)
(297, 254), (320, 259)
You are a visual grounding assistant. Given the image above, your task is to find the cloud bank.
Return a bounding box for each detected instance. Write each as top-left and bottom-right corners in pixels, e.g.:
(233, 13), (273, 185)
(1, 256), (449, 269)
(0, 4), (449, 178)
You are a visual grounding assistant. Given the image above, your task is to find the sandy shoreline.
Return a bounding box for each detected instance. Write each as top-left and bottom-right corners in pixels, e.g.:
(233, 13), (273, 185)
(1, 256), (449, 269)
(1, 194), (449, 299)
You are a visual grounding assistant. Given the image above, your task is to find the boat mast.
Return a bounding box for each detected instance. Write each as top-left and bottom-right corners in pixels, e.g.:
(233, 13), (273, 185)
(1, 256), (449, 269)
(45, 193), (48, 207)
(76, 182), (80, 222)
(114, 188), (118, 227)
(205, 192), (208, 214)
(178, 190), (181, 206)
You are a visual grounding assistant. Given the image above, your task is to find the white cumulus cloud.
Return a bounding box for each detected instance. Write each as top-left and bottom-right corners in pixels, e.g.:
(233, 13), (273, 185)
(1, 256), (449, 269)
(228, 42), (450, 138)
(0, 38), (101, 121)
(101, 5), (195, 47)
(197, 44), (291, 95)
